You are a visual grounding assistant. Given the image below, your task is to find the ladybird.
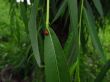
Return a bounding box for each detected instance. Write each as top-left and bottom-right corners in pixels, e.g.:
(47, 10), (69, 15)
(43, 29), (49, 36)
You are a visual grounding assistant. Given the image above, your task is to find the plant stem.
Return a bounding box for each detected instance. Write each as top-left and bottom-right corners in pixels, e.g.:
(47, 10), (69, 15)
(76, 0), (84, 82)
(46, 0), (50, 29)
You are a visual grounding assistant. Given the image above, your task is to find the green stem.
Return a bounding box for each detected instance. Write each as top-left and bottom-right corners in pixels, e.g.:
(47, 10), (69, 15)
(76, 0), (84, 82)
(46, 0), (50, 29)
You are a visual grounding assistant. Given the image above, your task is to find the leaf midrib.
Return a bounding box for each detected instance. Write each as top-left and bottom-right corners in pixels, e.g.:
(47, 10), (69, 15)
(49, 30), (61, 82)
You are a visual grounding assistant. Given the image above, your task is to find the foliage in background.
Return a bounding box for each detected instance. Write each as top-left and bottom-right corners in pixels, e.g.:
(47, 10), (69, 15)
(0, 0), (110, 82)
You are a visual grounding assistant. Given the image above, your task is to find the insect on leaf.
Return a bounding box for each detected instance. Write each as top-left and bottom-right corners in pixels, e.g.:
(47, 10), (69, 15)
(44, 28), (71, 82)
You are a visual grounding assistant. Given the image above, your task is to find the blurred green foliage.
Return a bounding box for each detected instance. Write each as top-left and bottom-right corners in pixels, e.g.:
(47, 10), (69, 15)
(0, 0), (30, 69)
(0, 0), (110, 82)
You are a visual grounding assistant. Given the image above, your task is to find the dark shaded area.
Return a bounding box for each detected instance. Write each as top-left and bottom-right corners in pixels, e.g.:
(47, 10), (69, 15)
(52, 15), (70, 47)
(101, 0), (110, 15)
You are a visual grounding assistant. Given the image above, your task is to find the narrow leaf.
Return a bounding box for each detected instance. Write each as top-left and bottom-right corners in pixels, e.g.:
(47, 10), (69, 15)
(92, 0), (104, 17)
(64, 0), (78, 63)
(44, 28), (71, 82)
(83, 8), (106, 62)
(52, 0), (67, 23)
(20, 4), (28, 32)
(28, 0), (41, 67)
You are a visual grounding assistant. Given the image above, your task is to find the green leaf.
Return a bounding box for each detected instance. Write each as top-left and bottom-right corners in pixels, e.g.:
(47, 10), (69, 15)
(92, 0), (104, 17)
(28, 0), (42, 67)
(94, 60), (110, 82)
(74, 59), (80, 82)
(64, 0), (79, 64)
(20, 4), (28, 32)
(51, 0), (67, 23)
(38, 31), (44, 64)
(69, 59), (78, 76)
(44, 28), (71, 82)
(83, 7), (106, 63)
(67, 0), (78, 31)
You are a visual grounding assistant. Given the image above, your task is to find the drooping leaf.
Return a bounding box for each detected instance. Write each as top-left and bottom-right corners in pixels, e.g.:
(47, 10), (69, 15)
(28, 0), (41, 67)
(44, 28), (71, 82)
(38, 30), (44, 64)
(67, 0), (78, 31)
(52, 0), (67, 23)
(92, 0), (104, 17)
(83, 7), (106, 63)
(64, 0), (79, 64)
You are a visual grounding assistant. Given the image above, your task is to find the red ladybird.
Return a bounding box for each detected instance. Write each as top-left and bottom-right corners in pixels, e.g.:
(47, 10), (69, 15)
(43, 29), (49, 36)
